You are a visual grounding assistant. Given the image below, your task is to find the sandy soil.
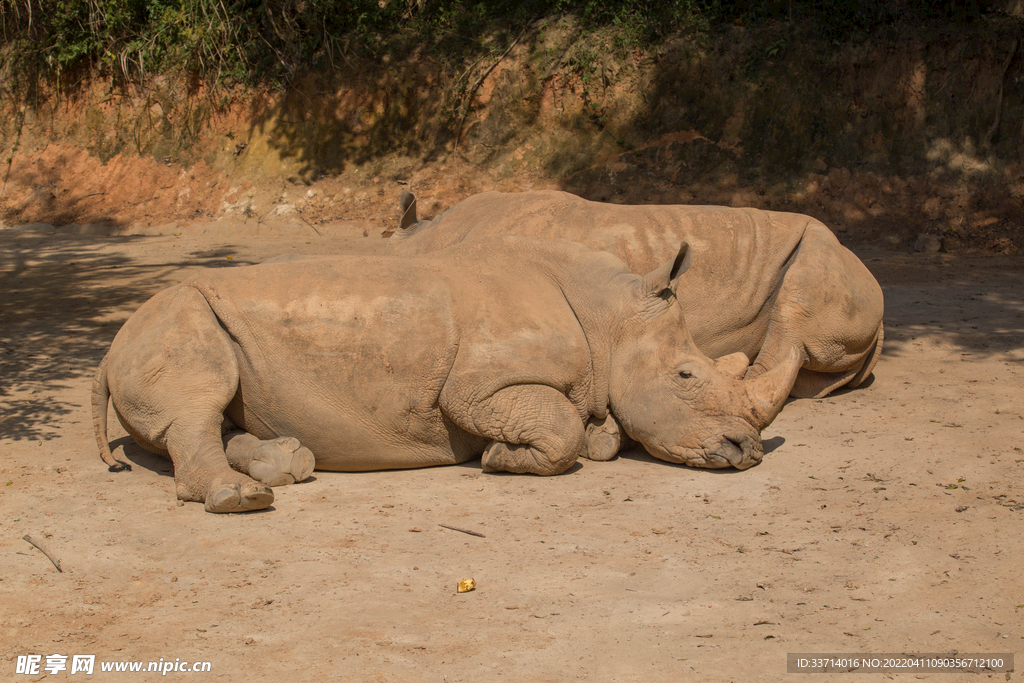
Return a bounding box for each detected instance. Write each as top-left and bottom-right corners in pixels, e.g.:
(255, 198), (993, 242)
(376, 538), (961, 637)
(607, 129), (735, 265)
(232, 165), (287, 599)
(1, 219), (1022, 682)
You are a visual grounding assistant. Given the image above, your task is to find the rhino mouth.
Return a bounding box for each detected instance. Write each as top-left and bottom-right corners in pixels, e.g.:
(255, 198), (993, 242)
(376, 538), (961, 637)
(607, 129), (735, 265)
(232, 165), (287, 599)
(646, 432), (764, 470)
(702, 433), (764, 469)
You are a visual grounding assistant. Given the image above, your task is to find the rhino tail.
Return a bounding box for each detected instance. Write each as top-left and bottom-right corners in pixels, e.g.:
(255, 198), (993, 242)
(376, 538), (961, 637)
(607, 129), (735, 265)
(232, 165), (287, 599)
(92, 352), (132, 472)
(399, 189), (418, 230)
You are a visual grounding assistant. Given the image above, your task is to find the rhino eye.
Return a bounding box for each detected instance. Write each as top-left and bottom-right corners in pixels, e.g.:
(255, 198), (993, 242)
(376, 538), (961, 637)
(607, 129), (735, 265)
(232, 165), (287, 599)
(678, 370), (694, 380)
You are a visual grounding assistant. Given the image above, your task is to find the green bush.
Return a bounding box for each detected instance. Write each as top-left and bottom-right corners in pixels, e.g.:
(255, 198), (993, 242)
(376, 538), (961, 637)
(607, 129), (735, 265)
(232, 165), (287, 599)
(0, 0), (1002, 88)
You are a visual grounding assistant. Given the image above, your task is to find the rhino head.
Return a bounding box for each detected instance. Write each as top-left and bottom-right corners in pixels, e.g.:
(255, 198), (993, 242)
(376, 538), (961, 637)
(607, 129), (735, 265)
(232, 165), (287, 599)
(606, 243), (801, 469)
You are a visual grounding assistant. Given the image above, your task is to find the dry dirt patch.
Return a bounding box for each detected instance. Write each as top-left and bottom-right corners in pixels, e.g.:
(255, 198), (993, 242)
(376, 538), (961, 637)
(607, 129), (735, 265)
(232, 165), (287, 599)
(1, 225), (1022, 681)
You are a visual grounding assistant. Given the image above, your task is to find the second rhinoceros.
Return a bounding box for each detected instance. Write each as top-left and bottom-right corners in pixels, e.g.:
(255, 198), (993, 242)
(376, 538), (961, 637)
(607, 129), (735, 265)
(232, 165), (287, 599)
(93, 236), (800, 513)
(388, 190), (884, 400)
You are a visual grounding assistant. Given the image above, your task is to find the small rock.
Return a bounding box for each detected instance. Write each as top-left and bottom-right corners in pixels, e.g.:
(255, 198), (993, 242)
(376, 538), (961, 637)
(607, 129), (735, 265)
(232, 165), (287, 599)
(914, 234), (942, 253)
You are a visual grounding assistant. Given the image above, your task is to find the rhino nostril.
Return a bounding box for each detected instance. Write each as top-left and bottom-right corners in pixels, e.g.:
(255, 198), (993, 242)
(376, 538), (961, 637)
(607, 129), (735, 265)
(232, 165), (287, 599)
(700, 434), (761, 469)
(715, 435), (745, 464)
(722, 434), (761, 469)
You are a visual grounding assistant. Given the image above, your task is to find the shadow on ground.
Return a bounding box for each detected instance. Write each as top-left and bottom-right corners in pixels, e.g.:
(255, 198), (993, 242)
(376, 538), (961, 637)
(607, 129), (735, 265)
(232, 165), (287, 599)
(863, 252), (1024, 366)
(0, 226), (243, 442)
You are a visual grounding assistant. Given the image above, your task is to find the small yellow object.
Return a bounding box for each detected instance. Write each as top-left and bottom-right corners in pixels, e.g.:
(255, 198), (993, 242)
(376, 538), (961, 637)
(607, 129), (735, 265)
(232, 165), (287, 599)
(457, 578), (476, 593)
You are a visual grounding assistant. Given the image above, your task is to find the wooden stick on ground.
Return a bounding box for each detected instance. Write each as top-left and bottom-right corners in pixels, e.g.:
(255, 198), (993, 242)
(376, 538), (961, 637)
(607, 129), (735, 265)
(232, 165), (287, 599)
(23, 534), (62, 573)
(438, 523), (486, 538)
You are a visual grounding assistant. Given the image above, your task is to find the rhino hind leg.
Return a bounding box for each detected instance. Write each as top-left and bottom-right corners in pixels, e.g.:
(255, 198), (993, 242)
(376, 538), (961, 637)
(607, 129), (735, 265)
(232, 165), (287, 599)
(749, 228), (885, 400)
(106, 285), (274, 513)
(170, 432), (275, 513)
(846, 323), (884, 390)
(156, 404), (274, 513)
(224, 431), (315, 487)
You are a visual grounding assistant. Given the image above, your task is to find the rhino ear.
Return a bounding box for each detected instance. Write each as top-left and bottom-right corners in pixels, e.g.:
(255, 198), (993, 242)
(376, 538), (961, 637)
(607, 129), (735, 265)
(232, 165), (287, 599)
(639, 241), (691, 298)
(714, 351), (750, 379)
(399, 189), (418, 230)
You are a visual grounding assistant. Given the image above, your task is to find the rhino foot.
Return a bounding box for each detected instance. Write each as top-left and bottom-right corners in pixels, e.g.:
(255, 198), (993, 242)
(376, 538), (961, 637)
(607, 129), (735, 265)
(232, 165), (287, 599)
(584, 415), (631, 462)
(249, 437), (316, 487)
(224, 432), (315, 487)
(203, 474), (274, 513)
(482, 441), (531, 474)
(481, 440), (575, 476)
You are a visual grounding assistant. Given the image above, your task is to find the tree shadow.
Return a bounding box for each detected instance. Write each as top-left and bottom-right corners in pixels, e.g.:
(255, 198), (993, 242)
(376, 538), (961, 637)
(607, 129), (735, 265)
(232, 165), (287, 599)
(866, 253), (1024, 365)
(246, 59), (455, 182)
(0, 226), (223, 442)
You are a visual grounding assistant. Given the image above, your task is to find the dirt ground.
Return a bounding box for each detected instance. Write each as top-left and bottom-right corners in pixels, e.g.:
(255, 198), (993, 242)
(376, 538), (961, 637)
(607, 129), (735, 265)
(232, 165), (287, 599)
(1, 216), (1022, 682)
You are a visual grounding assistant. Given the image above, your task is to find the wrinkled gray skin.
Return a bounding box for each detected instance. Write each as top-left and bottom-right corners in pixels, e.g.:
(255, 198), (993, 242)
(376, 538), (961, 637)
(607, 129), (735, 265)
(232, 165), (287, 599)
(388, 190), (884, 400)
(94, 236), (800, 513)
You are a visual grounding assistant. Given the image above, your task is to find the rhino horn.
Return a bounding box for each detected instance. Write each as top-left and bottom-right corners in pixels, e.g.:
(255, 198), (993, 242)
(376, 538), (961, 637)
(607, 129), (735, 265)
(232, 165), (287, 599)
(399, 189), (418, 230)
(743, 348), (802, 430)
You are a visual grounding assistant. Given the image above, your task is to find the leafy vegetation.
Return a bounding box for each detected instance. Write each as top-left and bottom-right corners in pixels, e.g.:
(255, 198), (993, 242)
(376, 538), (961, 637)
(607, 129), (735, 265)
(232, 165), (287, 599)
(0, 0), (1005, 89)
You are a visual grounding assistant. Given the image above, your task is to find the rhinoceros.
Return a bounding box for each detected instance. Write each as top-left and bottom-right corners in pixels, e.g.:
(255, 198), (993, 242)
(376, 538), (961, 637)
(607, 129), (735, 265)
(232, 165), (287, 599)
(93, 236), (800, 513)
(388, 190), (884, 400)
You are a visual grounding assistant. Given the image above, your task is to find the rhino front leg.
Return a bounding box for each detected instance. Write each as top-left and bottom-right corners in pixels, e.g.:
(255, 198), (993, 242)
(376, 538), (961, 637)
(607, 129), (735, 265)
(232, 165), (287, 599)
(447, 384), (586, 475)
(224, 431), (316, 487)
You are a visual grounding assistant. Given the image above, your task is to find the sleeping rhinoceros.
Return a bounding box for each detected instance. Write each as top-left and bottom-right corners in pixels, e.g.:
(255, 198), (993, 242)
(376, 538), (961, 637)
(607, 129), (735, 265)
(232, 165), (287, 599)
(93, 236), (800, 513)
(388, 190), (884, 400)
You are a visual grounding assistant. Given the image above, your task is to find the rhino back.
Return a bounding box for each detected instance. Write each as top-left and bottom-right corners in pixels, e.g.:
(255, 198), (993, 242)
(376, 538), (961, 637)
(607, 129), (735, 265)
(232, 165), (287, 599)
(393, 191), (810, 359)
(190, 258), (473, 470)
